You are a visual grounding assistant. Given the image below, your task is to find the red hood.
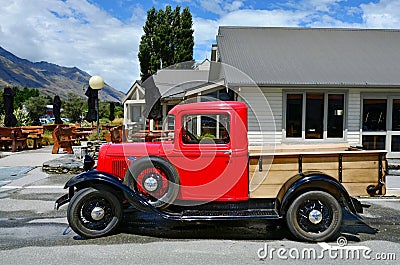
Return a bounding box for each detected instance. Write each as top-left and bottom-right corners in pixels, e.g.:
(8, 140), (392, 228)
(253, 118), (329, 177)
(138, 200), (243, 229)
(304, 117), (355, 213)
(99, 142), (165, 157)
(97, 142), (174, 173)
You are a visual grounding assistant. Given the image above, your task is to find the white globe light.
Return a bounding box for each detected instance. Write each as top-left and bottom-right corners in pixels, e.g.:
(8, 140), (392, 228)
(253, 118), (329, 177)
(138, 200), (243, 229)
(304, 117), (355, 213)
(89, 75), (104, 90)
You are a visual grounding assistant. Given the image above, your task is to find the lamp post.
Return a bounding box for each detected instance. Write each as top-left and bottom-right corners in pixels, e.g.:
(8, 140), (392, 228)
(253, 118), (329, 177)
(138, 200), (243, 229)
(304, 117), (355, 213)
(89, 75), (104, 136)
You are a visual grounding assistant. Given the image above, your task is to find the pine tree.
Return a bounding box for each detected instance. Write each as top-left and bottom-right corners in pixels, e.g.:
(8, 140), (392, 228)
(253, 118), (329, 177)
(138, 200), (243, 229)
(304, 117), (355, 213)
(138, 6), (194, 79)
(176, 7), (194, 63)
(138, 7), (158, 79)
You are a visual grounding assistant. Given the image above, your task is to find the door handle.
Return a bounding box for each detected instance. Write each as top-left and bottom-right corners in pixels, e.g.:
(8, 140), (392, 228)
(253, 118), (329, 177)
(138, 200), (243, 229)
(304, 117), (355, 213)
(224, 150), (232, 155)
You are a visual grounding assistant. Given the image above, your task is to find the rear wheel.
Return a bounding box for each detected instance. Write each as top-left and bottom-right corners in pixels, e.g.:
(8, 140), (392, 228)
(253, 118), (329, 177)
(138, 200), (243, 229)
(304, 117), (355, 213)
(67, 187), (122, 238)
(124, 156), (179, 209)
(286, 191), (342, 242)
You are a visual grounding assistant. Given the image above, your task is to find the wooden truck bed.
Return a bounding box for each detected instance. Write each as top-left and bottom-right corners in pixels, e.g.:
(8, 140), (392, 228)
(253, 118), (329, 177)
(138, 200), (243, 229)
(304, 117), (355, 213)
(249, 145), (386, 198)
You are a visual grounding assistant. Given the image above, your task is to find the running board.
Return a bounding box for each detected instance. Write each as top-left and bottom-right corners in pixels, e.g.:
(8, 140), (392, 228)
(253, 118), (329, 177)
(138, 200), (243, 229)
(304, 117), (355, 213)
(159, 208), (280, 221)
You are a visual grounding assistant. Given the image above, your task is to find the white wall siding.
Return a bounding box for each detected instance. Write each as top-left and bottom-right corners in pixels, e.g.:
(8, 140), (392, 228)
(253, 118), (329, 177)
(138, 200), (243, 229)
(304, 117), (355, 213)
(239, 87), (282, 145)
(347, 90), (362, 145)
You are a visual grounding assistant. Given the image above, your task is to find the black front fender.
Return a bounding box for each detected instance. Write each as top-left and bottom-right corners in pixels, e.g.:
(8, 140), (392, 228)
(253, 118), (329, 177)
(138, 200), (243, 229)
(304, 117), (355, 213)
(278, 171), (361, 215)
(56, 170), (156, 213)
(64, 170), (124, 189)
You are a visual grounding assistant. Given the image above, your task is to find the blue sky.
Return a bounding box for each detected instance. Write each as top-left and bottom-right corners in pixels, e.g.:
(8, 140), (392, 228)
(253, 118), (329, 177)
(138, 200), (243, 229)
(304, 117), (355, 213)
(0, 0), (399, 92)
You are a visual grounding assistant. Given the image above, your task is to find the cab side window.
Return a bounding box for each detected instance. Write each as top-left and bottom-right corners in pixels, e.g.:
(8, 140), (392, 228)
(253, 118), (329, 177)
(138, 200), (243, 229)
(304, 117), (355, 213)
(182, 114), (230, 144)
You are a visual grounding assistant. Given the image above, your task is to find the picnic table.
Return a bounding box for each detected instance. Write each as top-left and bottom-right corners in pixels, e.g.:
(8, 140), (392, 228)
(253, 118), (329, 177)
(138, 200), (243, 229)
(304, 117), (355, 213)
(21, 126), (44, 149)
(0, 127), (27, 152)
(73, 127), (94, 141)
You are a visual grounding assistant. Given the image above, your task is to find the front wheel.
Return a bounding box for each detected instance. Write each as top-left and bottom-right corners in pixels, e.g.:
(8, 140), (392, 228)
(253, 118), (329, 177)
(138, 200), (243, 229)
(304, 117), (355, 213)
(124, 156), (180, 209)
(67, 187), (122, 238)
(286, 191), (342, 242)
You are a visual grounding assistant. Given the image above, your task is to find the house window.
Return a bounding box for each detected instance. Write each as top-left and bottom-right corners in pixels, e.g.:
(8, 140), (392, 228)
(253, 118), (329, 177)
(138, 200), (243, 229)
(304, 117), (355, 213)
(361, 98), (387, 151)
(286, 94), (303, 138)
(285, 92), (345, 140)
(363, 135), (386, 150)
(327, 94), (344, 138)
(305, 93), (324, 139)
(203, 89), (235, 101)
(391, 136), (400, 152)
(362, 99), (387, 131)
(392, 99), (400, 131)
(132, 106), (142, 122)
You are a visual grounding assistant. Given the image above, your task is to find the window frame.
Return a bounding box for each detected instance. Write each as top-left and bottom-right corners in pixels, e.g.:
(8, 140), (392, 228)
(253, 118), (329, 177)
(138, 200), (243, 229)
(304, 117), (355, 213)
(283, 91), (347, 142)
(361, 94), (400, 153)
(181, 113), (231, 145)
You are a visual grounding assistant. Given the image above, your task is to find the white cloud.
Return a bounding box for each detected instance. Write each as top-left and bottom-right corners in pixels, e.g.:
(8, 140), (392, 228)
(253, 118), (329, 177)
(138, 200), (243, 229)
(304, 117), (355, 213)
(0, 0), (143, 92)
(199, 0), (245, 15)
(361, 0), (400, 28)
(199, 0), (225, 15)
(307, 15), (361, 28)
(224, 1), (244, 12)
(1, 0), (400, 94)
(219, 9), (310, 26)
(192, 8), (310, 58)
(307, 0), (344, 13)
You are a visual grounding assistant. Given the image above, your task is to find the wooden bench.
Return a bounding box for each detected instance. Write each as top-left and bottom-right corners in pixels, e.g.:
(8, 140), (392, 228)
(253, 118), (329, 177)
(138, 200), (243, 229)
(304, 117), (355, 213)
(21, 126), (44, 149)
(43, 124), (58, 132)
(52, 125), (77, 154)
(0, 127), (28, 152)
(72, 127), (94, 141)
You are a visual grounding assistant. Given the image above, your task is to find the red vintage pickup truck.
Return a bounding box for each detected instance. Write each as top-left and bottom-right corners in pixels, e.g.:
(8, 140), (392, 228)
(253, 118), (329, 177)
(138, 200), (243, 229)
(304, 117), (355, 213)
(56, 101), (386, 241)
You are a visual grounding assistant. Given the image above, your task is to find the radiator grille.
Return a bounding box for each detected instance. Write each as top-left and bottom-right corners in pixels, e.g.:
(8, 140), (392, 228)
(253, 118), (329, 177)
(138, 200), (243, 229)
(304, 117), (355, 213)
(112, 159), (129, 179)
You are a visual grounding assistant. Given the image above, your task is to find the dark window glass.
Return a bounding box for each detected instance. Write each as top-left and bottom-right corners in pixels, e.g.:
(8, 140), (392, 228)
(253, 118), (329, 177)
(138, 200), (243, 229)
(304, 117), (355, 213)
(218, 89), (234, 101)
(306, 93), (324, 139)
(362, 136), (386, 150)
(132, 106), (141, 122)
(328, 94), (344, 138)
(392, 99), (400, 131)
(164, 115), (175, 131)
(363, 99), (387, 131)
(286, 94), (303, 138)
(392, 136), (400, 152)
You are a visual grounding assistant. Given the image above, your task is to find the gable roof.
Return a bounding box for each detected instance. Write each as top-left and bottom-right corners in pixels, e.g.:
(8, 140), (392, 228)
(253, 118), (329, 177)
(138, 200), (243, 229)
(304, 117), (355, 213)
(216, 27), (400, 87)
(122, 80), (144, 103)
(152, 68), (210, 98)
(123, 60), (225, 103)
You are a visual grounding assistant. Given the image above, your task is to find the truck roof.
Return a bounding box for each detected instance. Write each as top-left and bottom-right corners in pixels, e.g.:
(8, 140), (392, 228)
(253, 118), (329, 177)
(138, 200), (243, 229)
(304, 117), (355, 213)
(168, 101), (247, 115)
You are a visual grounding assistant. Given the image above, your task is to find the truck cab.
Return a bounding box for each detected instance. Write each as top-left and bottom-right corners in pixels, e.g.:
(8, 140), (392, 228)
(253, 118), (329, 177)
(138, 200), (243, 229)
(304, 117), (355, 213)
(56, 101), (386, 242)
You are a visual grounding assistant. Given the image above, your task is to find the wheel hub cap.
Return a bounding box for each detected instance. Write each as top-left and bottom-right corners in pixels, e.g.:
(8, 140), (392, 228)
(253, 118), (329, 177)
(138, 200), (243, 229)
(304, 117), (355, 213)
(91, 206), (105, 221)
(143, 175), (159, 192)
(309, 209), (323, 224)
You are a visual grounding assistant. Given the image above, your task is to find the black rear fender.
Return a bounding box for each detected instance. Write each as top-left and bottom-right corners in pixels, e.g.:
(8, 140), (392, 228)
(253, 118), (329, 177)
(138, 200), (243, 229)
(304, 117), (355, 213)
(277, 172), (362, 215)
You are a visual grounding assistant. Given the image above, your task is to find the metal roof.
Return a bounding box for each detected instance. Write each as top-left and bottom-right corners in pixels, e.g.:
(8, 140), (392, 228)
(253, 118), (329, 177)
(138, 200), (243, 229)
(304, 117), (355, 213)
(152, 69), (209, 98)
(216, 27), (400, 87)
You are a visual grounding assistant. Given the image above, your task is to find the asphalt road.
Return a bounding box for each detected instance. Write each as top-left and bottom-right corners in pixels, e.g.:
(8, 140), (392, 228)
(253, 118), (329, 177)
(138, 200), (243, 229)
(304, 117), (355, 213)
(0, 154), (399, 264)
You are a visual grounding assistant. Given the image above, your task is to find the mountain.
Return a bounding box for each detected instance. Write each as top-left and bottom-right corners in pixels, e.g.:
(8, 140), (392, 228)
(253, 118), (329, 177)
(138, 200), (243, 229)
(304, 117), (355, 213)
(0, 46), (124, 102)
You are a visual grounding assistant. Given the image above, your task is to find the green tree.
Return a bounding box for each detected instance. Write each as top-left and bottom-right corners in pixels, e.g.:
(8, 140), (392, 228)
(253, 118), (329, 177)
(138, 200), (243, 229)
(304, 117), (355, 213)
(14, 87), (40, 108)
(138, 7), (158, 77)
(98, 101), (110, 121)
(175, 7), (194, 63)
(23, 95), (51, 125)
(63, 93), (85, 123)
(0, 86), (41, 114)
(138, 5), (194, 79)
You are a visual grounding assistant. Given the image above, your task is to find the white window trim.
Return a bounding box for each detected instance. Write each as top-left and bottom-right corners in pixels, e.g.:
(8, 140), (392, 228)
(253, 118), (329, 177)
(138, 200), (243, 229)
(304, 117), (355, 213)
(361, 94), (400, 154)
(283, 91), (347, 143)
